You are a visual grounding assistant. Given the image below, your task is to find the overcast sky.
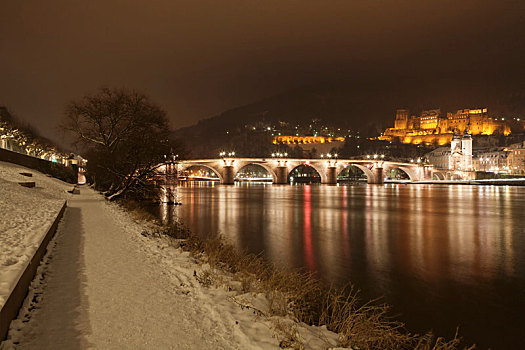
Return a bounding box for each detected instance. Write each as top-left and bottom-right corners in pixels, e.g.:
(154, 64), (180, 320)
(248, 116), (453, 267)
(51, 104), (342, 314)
(1, 0), (524, 141)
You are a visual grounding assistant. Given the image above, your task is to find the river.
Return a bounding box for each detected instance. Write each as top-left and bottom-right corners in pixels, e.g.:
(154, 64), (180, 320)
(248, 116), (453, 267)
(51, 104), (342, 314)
(148, 182), (525, 349)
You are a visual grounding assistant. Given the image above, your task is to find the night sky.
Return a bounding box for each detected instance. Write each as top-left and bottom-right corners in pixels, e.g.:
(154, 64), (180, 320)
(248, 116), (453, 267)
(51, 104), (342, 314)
(1, 1), (524, 141)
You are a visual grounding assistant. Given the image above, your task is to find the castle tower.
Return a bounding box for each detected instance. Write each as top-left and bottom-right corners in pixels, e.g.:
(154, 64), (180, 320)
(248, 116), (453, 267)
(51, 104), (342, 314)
(461, 127), (473, 170)
(394, 109), (409, 129)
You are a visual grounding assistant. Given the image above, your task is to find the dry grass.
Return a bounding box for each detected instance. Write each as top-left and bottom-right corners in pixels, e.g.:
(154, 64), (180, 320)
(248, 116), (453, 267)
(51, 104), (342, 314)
(171, 230), (474, 349)
(272, 319), (306, 349)
(117, 198), (159, 223)
(127, 202), (474, 350)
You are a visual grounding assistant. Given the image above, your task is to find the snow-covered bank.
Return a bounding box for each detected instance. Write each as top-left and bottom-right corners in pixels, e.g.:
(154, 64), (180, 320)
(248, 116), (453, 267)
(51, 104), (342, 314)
(1, 187), (341, 349)
(0, 161), (71, 310)
(1, 171), (464, 348)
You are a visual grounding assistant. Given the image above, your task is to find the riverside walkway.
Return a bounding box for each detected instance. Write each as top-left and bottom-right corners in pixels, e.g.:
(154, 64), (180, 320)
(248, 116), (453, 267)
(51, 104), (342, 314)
(3, 189), (283, 349)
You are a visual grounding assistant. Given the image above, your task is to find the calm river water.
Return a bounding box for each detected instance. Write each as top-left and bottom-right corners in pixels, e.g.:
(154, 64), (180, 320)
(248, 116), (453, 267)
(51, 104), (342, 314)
(149, 182), (525, 349)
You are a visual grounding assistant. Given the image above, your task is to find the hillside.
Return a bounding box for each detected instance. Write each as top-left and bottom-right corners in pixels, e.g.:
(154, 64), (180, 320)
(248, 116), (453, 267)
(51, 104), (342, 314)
(174, 78), (525, 158)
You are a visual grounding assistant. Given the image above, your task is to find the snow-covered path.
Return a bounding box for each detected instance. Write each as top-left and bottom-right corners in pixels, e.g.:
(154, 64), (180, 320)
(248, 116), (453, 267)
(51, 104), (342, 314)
(4, 188), (282, 349)
(2, 185), (341, 350)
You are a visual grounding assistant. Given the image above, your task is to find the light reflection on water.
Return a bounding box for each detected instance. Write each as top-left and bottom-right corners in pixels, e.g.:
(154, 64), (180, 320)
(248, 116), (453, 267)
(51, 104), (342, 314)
(152, 182), (525, 349)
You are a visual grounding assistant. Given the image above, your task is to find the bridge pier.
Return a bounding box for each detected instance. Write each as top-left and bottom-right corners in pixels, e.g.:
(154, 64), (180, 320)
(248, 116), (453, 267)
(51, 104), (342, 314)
(422, 165), (434, 181)
(369, 167), (384, 184)
(274, 166), (288, 184)
(221, 166), (235, 184)
(323, 166), (337, 184)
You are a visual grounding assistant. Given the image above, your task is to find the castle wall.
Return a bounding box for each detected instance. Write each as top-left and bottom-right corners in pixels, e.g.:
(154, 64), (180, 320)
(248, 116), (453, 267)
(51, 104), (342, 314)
(400, 133), (453, 146)
(381, 108), (514, 145)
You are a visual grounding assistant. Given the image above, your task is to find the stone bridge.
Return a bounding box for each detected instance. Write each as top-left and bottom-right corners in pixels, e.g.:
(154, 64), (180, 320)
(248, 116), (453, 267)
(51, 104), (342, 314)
(173, 158), (435, 185)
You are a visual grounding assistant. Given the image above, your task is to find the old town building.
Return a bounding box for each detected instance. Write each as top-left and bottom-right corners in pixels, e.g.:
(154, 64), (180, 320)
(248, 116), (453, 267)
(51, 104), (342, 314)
(475, 149), (509, 173)
(426, 142), (525, 177)
(426, 147), (450, 169)
(507, 141), (525, 175)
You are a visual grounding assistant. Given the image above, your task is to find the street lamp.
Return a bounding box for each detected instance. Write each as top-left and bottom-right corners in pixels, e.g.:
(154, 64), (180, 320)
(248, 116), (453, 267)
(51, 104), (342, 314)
(272, 152), (287, 158)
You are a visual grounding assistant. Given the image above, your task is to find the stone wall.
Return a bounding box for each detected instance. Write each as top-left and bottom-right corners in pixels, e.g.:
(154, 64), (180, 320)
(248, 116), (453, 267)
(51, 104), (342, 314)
(0, 148), (77, 184)
(0, 201), (67, 341)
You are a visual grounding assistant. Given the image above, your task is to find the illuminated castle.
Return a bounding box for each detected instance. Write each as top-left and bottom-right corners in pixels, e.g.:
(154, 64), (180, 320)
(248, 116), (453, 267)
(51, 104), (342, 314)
(379, 108), (510, 145)
(272, 135), (345, 153)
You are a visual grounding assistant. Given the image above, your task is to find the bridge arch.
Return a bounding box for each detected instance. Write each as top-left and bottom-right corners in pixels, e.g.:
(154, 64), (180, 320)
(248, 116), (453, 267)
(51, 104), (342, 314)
(383, 165), (420, 181)
(336, 163), (374, 183)
(433, 171), (446, 180)
(397, 166), (420, 181)
(235, 163), (277, 182)
(349, 163), (376, 183)
(288, 163), (323, 183)
(179, 164), (223, 182)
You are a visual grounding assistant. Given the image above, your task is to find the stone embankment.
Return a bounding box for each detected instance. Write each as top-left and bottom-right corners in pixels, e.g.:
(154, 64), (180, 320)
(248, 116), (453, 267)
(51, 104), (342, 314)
(0, 161), (73, 341)
(0, 148), (76, 184)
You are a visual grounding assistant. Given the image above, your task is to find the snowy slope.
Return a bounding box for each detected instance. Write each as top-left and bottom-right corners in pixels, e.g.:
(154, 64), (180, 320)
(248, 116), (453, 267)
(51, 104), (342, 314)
(1, 188), (341, 349)
(0, 161), (70, 308)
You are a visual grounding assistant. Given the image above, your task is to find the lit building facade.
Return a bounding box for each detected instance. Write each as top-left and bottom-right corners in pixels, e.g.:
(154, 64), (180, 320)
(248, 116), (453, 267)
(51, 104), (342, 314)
(506, 142), (525, 175)
(426, 146), (450, 169)
(272, 135), (345, 145)
(427, 143), (525, 176)
(475, 150), (508, 173)
(380, 108), (511, 145)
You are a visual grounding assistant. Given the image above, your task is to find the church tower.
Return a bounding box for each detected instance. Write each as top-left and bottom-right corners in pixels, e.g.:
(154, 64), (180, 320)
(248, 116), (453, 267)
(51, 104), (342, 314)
(461, 127), (473, 170)
(449, 129), (462, 170)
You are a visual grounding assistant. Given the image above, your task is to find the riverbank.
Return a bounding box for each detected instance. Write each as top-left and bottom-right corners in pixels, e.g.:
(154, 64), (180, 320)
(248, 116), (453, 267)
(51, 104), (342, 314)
(149, 182), (525, 348)
(386, 178), (525, 185)
(1, 186), (343, 349)
(0, 162), (470, 349)
(122, 199), (469, 349)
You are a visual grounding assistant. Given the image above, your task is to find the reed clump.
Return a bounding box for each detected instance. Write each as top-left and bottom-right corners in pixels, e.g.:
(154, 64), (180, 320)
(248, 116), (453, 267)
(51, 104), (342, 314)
(117, 198), (159, 223)
(155, 221), (473, 350)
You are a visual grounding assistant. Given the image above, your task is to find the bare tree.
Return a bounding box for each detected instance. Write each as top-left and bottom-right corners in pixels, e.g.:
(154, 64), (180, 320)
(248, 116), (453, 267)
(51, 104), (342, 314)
(62, 87), (175, 200)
